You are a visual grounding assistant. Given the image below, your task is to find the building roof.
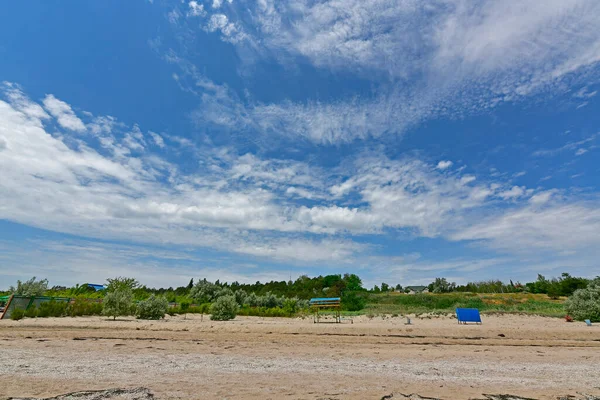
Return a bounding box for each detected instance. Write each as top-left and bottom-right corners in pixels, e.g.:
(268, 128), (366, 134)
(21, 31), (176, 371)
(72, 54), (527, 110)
(405, 285), (428, 291)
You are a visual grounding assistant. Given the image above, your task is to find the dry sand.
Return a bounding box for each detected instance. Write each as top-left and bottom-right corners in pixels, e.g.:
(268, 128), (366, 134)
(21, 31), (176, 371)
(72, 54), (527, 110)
(0, 314), (598, 399)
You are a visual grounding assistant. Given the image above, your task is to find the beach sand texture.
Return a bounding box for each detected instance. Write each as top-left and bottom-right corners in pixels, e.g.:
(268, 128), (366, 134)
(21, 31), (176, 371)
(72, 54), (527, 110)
(1, 314), (598, 399)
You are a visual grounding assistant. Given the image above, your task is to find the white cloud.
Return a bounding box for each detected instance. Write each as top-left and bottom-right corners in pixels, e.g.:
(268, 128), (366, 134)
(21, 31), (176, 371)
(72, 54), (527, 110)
(450, 201), (600, 255)
(460, 175), (476, 185)
(3, 85), (600, 270)
(573, 86), (598, 99)
(212, 0), (231, 9)
(498, 186), (525, 200)
(533, 133), (598, 157)
(42, 94), (86, 132)
(529, 191), (555, 205)
(176, 0), (600, 144)
(0, 239), (292, 288)
(436, 160), (453, 170)
(206, 14), (245, 43)
(187, 1), (205, 17)
(149, 131), (165, 148)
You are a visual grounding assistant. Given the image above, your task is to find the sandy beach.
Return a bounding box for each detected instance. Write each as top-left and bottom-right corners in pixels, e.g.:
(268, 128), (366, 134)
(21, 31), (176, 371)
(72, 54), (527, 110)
(0, 314), (598, 399)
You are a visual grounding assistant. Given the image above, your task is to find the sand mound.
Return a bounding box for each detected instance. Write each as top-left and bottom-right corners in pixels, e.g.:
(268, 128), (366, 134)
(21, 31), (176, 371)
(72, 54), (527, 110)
(382, 394), (600, 400)
(8, 388), (153, 400)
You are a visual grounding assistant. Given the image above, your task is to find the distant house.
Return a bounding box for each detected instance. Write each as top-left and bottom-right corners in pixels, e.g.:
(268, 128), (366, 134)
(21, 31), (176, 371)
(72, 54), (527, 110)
(87, 284), (105, 291)
(405, 285), (429, 294)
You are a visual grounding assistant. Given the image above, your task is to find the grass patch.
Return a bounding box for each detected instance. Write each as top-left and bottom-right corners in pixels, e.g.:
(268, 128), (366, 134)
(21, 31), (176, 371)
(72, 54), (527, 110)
(363, 292), (565, 318)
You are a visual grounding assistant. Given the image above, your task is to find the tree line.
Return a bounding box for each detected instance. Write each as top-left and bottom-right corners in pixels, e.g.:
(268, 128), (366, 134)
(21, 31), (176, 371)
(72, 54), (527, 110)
(2, 272), (597, 301)
(3, 273), (599, 322)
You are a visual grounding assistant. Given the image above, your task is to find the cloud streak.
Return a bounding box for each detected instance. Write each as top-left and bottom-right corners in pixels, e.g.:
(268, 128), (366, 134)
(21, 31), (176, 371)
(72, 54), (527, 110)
(165, 0), (600, 145)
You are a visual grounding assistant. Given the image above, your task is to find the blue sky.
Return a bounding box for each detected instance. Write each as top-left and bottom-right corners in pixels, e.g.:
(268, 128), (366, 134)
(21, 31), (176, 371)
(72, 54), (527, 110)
(1, 0), (599, 289)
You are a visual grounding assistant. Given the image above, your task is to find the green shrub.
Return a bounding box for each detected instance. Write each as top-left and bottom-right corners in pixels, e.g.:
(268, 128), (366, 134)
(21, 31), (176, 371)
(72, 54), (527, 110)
(210, 295), (239, 321)
(258, 292), (282, 308)
(234, 290), (247, 306)
(24, 306), (38, 318)
(38, 301), (68, 317)
(282, 298), (299, 314)
(342, 291), (366, 311)
(103, 288), (134, 320)
(238, 306), (294, 318)
(565, 279), (600, 322)
(197, 303), (211, 314)
(10, 308), (25, 320)
(244, 292), (260, 307)
(136, 295), (169, 320)
(68, 299), (103, 317)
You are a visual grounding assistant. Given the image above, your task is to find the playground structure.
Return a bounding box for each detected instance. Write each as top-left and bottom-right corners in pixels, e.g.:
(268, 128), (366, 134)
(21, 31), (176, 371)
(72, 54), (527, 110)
(309, 297), (341, 323)
(0, 294), (72, 320)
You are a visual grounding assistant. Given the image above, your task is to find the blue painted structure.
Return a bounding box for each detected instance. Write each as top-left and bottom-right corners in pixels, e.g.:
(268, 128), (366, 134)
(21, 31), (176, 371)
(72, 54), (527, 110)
(310, 297), (341, 305)
(87, 284), (105, 291)
(310, 297), (341, 323)
(456, 308), (482, 324)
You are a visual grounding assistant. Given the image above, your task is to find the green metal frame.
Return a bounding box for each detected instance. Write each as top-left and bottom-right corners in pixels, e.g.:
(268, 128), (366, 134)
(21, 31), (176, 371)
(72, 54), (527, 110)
(0, 295), (72, 320)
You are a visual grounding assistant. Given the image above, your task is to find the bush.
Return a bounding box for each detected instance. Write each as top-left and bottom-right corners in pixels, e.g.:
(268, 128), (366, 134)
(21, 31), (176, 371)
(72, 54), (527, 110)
(10, 308), (25, 320)
(68, 299), (103, 317)
(342, 291), (366, 311)
(136, 295), (169, 320)
(24, 306), (38, 318)
(565, 279), (600, 322)
(234, 290), (247, 306)
(103, 288), (134, 320)
(238, 306), (298, 318)
(258, 292), (283, 308)
(244, 292), (260, 307)
(210, 295), (239, 321)
(38, 301), (68, 317)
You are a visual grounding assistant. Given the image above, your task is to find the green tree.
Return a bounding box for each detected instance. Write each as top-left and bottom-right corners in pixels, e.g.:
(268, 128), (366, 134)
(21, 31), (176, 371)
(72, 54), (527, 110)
(558, 273), (589, 297)
(106, 277), (139, 292)
(234, 289), (248, 306)
(136, 295), (169, 320)
(190, 279), (220, 303)
(210, 295), (239, 321)
(102, 288), (134, 320)
(10, 277), (49, 296)
(565, 279), (600, 322)
(381, 282), (390, 292)
(429, 277), (456, 293)
(343, 274), (363, 291)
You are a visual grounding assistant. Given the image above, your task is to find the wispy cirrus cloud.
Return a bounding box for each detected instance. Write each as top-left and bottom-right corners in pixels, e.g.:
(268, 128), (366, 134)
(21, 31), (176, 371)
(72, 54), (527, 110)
(161, 0), (600, 145)
(43, 94), (87, 132)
